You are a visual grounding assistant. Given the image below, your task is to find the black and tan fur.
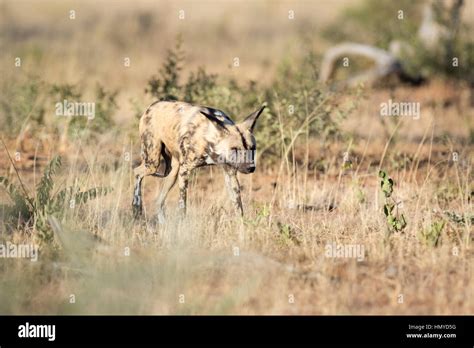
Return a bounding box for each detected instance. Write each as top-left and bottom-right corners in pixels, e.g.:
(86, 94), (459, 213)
(132, 100), (265, 223)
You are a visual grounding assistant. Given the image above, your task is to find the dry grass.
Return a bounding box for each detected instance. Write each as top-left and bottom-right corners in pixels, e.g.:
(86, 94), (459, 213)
(0, 0), (473, 314)
(1, 124), (472, 314)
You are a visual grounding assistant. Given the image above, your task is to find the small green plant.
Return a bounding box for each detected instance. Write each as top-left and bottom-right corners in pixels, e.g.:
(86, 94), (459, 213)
(276, 221), (300, 246)
(379, 170), (407, 233)
(0, 153), (112, 242)
(419, 221), (445, 247)
(352, 181), (366, 204)
(244, 204), (270, 227)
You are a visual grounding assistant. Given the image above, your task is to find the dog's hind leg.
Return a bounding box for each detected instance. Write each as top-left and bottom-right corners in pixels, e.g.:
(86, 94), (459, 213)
(132, 163), (156, 219)
(156, 157), (179, 224)
(133, 135), (166, 218)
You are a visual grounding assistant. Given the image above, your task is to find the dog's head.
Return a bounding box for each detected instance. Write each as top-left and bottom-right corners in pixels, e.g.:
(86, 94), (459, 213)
(201, 105), (265, 174)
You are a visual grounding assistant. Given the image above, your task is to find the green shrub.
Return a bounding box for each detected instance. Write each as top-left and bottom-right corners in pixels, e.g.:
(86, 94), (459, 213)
(0, 75), (46, 134)
(145, 41), (355, 163)
(50, 82), (118, 138)
(145, 37), (185, 100)
(0, 154), (112, 242)
(90, 84), (118, 134)
(268, 51), (357, 142)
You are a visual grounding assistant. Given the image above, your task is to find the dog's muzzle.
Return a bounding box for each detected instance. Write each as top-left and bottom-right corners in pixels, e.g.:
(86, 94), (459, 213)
(238, 165), (255, 174)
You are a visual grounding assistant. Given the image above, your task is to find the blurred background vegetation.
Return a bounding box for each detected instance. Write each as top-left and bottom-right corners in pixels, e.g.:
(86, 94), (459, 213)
(0, 0), (472, 153)
(0, 0), (472, 315)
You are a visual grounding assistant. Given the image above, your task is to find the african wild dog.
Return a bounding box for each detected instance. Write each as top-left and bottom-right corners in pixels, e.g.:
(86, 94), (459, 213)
(132, 100), (265, 223)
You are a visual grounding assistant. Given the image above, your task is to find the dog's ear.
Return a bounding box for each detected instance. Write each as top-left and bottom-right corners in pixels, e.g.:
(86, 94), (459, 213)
(200, 108), (229, 132)
(240, 105), (265, 132)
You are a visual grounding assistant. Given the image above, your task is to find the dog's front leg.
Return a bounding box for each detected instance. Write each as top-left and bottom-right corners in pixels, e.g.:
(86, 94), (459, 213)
(224, 166), (244, 216)
(178, 166), (189, 216)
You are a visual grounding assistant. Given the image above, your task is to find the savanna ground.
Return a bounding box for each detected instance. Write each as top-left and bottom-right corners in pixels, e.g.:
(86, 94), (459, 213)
(0, 0), (473, 314)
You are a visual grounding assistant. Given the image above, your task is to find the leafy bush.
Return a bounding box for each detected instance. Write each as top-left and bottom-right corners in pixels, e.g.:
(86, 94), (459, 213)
(145, 37), (185, 100)
(145, 41), (355, 163)
(183, 67), (218, 104)
(0, 154), (112, 242)
(50, 83), (118, 138)
(90, 84), (119, 133)
(145, 39), (232, 109)
(0, 75), (46, 134)
(267, 52), (358, 148)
